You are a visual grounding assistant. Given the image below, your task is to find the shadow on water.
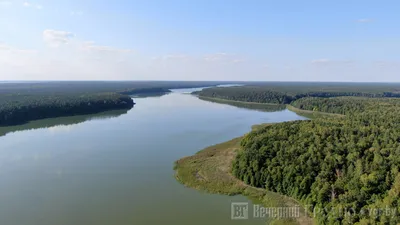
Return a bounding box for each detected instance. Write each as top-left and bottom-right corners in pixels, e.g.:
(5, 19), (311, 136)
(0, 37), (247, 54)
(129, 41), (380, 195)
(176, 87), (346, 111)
(198, 97), (287, 112)
(0, 109), (130, 137)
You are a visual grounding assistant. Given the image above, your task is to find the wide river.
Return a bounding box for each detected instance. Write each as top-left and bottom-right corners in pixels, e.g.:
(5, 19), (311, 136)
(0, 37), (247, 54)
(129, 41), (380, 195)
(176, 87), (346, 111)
(0, 88), (306, 225)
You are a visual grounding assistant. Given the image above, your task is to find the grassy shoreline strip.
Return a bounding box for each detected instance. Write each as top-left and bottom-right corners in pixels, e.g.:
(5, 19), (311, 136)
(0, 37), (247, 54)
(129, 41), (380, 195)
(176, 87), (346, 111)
(197, 95), (344, 119)
(197, 96), (284, 106)
(174, 125), (314, 225)
(197, 96), (287, 112)
(286, 105), (345, 119)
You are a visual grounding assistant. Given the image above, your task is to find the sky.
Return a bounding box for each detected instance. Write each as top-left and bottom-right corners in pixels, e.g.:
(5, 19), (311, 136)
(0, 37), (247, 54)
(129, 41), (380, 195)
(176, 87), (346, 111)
(0, 0), (399, 81)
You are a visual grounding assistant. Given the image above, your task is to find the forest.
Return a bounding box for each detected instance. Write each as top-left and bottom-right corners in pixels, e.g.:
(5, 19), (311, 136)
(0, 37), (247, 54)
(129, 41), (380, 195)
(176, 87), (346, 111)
(0, 81), (232, 126)
(232, 97), (400, 224)
(0, 93), (134, 126)
(196, 84), (400, 104)
(0, 81), (234, 95)
(291, 96), (400, 115)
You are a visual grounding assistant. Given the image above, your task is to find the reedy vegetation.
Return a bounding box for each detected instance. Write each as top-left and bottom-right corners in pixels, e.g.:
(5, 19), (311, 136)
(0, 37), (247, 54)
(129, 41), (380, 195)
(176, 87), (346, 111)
(196, 85), (400, 224)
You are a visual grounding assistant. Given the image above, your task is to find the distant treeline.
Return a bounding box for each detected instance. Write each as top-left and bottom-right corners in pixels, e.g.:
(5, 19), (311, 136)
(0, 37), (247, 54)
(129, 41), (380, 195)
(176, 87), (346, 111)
(0, 81), (233, 95)
(118, 87), (171, 96)
(233, 97), (400, 224)
(0, 93), (134, 126)
(196, 84), (400, 104)
(0, 81), (233, 126)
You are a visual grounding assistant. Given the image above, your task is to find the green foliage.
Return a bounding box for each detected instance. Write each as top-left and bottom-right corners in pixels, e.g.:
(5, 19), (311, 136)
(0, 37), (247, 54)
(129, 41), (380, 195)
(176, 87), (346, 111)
(197, 86), (294, 104)
(0, 81), (230, 95)
(0, 81), (229, 126)
(233, 98), (400, 224)
(291, 97), (400, 115)
(198, 96), (286, 112)
(0, 93), (134, 126)
(197, 84), (400, 104)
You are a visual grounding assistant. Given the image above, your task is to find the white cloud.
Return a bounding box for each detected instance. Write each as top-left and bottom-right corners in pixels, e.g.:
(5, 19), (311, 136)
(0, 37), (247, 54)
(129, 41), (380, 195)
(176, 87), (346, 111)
(356, 18), (373, 23)
(311, 58), (330, 64)
(152, 54), (190, 61)
(0, 43), (36, 54)
(0, 44), (37, 68)
(0, 1), (11, 6)
(311, 59), (354, 65)
(0, 44), (10, 50)
(232, 59), (245, 64)
(70, 11), (84, 16)
(81, 41), (132, 53)
(375, 61), (400, 68)
(1, 30), (399, 82)
(204, 52), (228, 62)
(23, 1), (42, 9)
(43, 29), (74, 47)
(1, 29), (140, 80)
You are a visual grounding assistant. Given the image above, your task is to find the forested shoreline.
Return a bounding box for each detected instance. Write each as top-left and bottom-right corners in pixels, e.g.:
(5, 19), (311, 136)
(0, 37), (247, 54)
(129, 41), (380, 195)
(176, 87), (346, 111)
(0, 93), (134, 126)
(218, 97), (400, 223)
(193, 84), (400, 224)
(0, 81), (231, 126)
(196, 84), (400, 104)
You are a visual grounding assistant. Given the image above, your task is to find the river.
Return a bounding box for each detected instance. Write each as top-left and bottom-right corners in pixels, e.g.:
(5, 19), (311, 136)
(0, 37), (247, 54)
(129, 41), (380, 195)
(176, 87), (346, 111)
(0, 88), (306, 225)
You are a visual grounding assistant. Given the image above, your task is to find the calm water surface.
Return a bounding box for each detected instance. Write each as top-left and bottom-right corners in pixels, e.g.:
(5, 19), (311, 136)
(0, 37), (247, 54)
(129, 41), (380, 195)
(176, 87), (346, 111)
(0, 89), (306, 225)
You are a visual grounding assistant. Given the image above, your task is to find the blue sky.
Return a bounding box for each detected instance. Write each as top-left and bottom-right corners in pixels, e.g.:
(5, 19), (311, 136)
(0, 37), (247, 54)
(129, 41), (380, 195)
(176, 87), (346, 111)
(0, 0), (399, 81)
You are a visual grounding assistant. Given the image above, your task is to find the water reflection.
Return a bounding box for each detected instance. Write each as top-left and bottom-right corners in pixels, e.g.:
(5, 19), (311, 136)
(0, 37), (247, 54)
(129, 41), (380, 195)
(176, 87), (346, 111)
(0, 109), (130, 137)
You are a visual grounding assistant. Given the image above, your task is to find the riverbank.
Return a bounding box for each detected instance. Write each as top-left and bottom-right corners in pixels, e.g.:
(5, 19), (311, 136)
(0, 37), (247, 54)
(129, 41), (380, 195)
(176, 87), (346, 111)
(198, 96), (287, 112)
(0, 94), (134, 126)
(0, 81), (232, 127)
(286, 105), (344, 119)
(174, 123), (314, 225)
(196, 96), (343, 119)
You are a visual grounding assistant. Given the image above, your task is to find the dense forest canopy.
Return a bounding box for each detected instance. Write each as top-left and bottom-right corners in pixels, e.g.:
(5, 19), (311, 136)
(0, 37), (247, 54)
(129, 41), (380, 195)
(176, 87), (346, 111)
(291, 96), (400, 115)
(196, 82), (400, 224)
(0, 81), (236, 126)
(3, 81), (400, 126)
(0, 93), (134, 126)
(196, 83), (400, 104)
(0, 81), (235, 95)
(232, 97), (400, 224)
